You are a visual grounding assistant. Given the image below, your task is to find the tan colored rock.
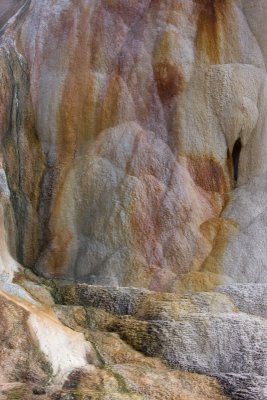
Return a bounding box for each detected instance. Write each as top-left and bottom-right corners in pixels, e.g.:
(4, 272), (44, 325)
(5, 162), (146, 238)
(0, 287), (96, 384)
(84, 331), (228, 400)
(135, 292), (237, 321)
(0, 292), (51, 385)
(19, 280), (55, 306)
(113, 364), (228, 400)
(173, 271), (235, 293)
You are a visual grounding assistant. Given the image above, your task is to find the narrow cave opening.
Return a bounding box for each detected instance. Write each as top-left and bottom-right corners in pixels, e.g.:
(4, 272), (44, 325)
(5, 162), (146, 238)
(232, 138), (242, 182)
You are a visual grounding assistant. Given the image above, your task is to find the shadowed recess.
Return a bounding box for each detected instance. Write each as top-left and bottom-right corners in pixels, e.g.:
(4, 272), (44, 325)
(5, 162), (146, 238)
(232, 138), (241, 182)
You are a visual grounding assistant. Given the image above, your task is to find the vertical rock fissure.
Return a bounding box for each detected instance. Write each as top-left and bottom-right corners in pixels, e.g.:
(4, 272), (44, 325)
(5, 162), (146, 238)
(232, 138), (241, 183)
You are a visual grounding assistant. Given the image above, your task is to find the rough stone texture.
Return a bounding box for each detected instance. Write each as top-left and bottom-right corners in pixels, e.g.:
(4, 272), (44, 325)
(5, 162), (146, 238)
(54, 282), (237, 317)
(115, 313), (267, 376)
(0, 292), (51, 385)
(216, 284), (267, 319)
(19, 280), (55, 306)
(0, 286), (95, 383)
(217, 373), (267, 400)
(52, 281), (267, 399)
(1, 0), (266, 289)
(202, 173), (267, 284)
(0, 1), (267, 399)
(55, 306), (229, 400)
(55, 284), (149, 314)
(0, 278), (232, 400)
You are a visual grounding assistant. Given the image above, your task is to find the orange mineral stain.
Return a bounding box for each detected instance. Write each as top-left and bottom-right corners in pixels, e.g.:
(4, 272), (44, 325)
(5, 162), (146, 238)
(195, 0), (230, 64)
(187, 156), (230, 193)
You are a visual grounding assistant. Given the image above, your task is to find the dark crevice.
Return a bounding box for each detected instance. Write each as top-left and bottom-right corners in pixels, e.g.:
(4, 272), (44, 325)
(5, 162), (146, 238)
(232, 138), (242, 183)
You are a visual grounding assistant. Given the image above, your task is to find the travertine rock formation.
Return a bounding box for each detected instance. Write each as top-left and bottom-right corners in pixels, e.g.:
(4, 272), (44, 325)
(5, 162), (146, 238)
(0, 0), (267, 399)
(0, 0), (266, 288)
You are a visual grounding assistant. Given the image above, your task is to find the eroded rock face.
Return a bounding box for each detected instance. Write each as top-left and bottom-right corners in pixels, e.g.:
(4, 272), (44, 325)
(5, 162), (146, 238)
(53, 280), (267, 399)
(55, 281), (267, 399)
(0, 292), (51, 385)
(0, 1), (267, 399)
(0, 0), (266, 288)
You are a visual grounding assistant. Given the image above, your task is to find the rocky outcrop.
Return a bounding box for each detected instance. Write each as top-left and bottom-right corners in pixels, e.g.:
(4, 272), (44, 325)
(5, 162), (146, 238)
(0, 269), (233, 400)
(53, 280), (267, 399)
(0, 0), (267, 399)
(0, 0), (266, 289)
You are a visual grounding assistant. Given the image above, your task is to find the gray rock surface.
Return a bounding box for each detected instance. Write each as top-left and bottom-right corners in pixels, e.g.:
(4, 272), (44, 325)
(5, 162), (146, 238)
(216, 373), (267, 400)
(203, 173), (267, 285)
(115, 313), (267, 376)
(54, 281), (267, 399)
(216, 284), (267, 319)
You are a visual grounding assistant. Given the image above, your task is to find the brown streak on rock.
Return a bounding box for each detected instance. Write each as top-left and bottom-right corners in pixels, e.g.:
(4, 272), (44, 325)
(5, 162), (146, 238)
(37, 229), (73, 277)
(200, 217), (238, 276)
(154, 63), (185, 100)
(187, 156), (229, 193)
(195, 0), (229, 64)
